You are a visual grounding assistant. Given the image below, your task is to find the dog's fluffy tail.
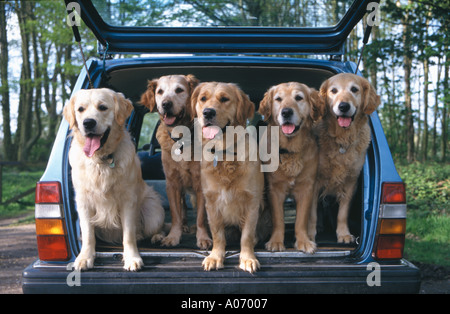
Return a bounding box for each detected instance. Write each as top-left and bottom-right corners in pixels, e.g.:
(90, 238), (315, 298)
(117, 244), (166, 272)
(140, 185), (166, 243)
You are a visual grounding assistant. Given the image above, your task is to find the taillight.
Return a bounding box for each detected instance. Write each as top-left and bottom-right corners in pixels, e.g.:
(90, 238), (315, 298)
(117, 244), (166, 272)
(35, 181), (70, 261)
(372, 182), (407, 260)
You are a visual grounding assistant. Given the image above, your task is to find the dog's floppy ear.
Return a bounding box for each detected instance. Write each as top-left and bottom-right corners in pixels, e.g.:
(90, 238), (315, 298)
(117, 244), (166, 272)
(234, 84), (255, 126)
(361, 78), (381, 115)
(258, 87), (274, 122)
(114, 92), (134, 126)
(317, 79), (330, 117)
(63, 93), (77, 130)
(308, 88), (323, 121)
(186, 74), (200, 94)
(185, 74), (200, 120)
(139, 79), (158, 112)
(190, 83), (204, 120)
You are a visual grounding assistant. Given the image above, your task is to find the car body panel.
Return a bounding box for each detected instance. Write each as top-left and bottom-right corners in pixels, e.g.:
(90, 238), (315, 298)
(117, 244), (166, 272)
(23, 55), (420, 293)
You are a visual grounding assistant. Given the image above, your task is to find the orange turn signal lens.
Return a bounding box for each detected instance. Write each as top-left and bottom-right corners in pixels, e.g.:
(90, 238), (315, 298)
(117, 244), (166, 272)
(379, 218), (406, 235)
(36, 218), (66, 235)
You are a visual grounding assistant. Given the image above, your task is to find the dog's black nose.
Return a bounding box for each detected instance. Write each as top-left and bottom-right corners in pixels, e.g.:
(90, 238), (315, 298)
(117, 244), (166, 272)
(203, 108), (216, 120)
(281, 108), (293, 118)
(83, 119), (97, 130)
(338, 102), (351, 113)
(162, 100), (173, 112)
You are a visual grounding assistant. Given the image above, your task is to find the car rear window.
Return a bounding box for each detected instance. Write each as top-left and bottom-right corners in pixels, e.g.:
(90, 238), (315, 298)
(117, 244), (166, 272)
(91, 0), (356, 28)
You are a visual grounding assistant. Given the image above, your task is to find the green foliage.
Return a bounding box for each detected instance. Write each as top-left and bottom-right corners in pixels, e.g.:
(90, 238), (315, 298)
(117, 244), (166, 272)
(397, 162), (450, 266)
(397, 162), (449, 213)
(0, 166), (44, 218)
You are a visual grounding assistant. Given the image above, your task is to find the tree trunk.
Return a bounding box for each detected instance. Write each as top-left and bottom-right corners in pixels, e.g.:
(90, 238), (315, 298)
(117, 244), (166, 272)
(422, 57), (429, 161)
(402, 1), (415, 162)
(0, 2), (15, 160)
(15, 0), (35, 162)
(432, 55), (442, 158)
(442, 48), (449, 162)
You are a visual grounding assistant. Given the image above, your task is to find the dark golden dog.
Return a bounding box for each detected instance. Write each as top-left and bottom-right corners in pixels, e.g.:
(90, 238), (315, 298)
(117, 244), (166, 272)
(192, 82), (268, 273)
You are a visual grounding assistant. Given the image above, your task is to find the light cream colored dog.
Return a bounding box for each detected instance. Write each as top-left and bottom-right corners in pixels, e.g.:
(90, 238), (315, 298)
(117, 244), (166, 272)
(64, 88), (165, 271)
(258, 82), (320, 253)
(311, 73), (380, 243)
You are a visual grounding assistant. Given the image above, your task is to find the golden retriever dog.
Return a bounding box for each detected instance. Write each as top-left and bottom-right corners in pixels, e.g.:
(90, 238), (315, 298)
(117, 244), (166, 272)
(140, 74), (212, 249)
(258, 82), (320, 253)
(192, 82), (268, 273)
(64, 88), (165, 271)
(311, 73), (380, 243)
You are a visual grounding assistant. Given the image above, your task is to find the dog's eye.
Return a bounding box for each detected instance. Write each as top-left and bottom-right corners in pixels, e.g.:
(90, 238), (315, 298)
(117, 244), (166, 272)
(98, 104), (108, 111)
(220, 96), (229, 103)
(175, 87), (184, 94)
(157, 89), (164, 95)
(77, 107), (85, 113)
(295, 95), (303, 101)
(331, 88), (338, 94)
(275, 97), (282, 102)
(200, 96), (207, 102)
(351, 86), (359, 93)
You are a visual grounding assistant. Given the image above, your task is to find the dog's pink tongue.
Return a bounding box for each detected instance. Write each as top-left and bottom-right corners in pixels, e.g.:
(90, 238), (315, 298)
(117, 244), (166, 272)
(337, 117), (352, 128)
(83, 135), (102, 157)
(281, 123), (296, 135)
(164, 115), (176, 125)
(202, 126), (220, 139)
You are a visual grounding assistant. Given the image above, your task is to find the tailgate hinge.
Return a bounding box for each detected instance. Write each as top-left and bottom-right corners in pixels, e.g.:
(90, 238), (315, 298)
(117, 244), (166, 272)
(330, 55), (342, 62)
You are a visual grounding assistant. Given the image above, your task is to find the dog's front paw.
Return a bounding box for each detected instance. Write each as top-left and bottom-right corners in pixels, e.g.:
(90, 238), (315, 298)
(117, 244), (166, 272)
(239, 256), (260, 274)
(295, 238), (317, 254)
(74, 254), (95, 271)
(196, 230), (213, 250)
(123, 256), (144, 271)
(265, 235), (286, 252)
(337, 233), (355, 244)
(202, 255), (224, 271)
(150, 232), (165, 244)
(161, 231), (181, 247)
(265, 240), (285, 252)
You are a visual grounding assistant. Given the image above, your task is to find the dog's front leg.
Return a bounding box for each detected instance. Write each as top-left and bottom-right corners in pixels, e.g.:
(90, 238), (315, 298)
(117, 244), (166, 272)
(202, 196), (226, 271)
(74, 203), (96, 271)
(239, 200), (260, 273)
(162, 180), (184, 247)
(121, 207), (143, 271)
(336, 179), (358, 243)
(293, 182), (317, 253)
(308, 183), (319, 242)
(195, 187), (213, 249)
(265, 181), (287, 252)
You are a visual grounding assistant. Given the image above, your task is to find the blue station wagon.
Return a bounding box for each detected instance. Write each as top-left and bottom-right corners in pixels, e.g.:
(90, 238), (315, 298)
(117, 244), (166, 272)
(22, 0), (421, 294)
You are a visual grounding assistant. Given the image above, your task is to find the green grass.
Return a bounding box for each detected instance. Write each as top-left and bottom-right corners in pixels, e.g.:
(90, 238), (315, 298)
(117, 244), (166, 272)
(397, 162), (450, 267)
(0, 166), (44, 219)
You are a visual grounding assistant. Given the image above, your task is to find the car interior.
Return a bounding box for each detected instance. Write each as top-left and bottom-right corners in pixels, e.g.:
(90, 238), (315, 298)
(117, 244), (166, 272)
(89, 63), (362, 253)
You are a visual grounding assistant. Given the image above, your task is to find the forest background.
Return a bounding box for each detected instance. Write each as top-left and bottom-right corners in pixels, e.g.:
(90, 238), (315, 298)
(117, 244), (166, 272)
(0, 0), (448, 266)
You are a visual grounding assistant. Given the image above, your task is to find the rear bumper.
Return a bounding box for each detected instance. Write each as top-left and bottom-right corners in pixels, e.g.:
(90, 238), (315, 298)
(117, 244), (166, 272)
(22, 252), (421, 294)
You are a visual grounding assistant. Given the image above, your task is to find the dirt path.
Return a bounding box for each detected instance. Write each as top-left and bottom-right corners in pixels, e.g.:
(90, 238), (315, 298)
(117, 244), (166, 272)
(0, 217), (37, 294)
(0, 217), (447, 294)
